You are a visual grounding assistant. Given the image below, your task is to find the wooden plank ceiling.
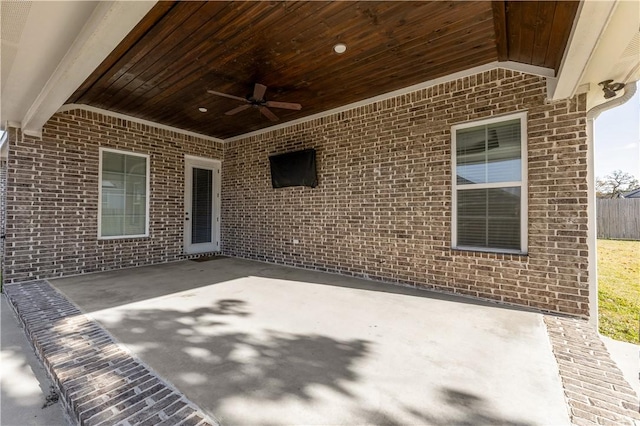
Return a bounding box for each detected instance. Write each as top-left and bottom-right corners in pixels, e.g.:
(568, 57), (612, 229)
(68, 1), (580, 139)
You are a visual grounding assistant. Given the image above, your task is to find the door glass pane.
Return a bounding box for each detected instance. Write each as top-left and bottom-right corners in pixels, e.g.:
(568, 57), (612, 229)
(192, 167), (213, 244)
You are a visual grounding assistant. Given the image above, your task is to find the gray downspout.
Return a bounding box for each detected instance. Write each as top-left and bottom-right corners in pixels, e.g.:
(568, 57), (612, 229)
(585, 81), (637, 325)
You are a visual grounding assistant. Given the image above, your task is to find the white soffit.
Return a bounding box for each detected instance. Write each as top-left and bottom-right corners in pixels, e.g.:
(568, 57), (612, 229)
(580, 1), (640, 110)
(1, 0), (31, 92)
(0, 1), (157, 137)
(1, 1), (96, 129)
(550, 0), (618, 101)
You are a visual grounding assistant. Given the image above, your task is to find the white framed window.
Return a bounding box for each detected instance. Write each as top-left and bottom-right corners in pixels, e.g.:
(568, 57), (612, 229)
(451, 112), (528, 254)
(98, 148), (150, 239)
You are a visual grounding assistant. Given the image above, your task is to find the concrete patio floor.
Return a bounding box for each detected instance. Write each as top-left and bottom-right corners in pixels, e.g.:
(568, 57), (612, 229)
(50, 257), (571, 425)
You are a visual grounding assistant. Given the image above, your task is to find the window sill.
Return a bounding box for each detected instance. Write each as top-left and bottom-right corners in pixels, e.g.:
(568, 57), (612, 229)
(98, 234), (150, 241)
(451, 246), (528, 257)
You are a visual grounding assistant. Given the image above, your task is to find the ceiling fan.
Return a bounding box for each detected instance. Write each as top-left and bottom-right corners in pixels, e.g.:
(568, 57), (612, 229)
(207, 83), (302, 121)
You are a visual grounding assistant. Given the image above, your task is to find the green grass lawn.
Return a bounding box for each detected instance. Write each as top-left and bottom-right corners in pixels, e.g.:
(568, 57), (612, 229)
(598, 239), (640, 343)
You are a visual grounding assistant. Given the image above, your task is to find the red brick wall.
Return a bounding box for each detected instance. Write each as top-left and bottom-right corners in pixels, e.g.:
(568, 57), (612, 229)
(222, 69), (589, 316)
(4, 110), (223, 283)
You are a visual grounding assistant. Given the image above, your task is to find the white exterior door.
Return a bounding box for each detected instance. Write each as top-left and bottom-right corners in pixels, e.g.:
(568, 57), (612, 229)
(184, 155), (221, 254)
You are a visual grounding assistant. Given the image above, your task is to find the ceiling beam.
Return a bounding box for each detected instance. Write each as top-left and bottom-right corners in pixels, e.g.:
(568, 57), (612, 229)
(21, 1), (157, 137)
(491, 1), (509, 62)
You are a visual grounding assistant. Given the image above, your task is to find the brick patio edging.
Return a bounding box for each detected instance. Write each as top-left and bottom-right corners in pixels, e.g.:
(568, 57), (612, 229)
(3, 281), (219, 426)
(544, 316), (640, 426)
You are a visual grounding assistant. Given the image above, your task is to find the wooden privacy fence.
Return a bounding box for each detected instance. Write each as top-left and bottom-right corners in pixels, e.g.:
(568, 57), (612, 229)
(597, 198), (640, 240)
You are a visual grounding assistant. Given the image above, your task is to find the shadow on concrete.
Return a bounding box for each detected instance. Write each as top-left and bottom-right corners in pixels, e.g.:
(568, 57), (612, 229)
(353, 387), (532, 426)
(99, 299), (370, 415)
(86, 297), (535, 424)
(402, 388), (531, 426)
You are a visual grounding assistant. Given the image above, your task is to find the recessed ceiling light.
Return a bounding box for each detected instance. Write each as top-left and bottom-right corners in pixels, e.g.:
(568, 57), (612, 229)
(198, 107), (208, 113)
(333, 43), (347, 54)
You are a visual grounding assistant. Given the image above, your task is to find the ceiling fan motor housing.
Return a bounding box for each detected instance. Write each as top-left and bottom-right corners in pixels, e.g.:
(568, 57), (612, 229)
(208, 83), (302, 121)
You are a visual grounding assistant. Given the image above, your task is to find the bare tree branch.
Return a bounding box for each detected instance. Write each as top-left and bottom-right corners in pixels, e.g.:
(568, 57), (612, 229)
(595, 170), (640, 198)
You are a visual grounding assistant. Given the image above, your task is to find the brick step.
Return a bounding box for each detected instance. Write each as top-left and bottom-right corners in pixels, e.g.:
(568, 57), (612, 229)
(544, 316), (640, 426)
(4, 281), (218, 426)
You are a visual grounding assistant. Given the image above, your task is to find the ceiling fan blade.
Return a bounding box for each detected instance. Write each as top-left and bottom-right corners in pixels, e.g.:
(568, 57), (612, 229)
(259, 106), (279, 121)
(253, 83), (267, 101)
(225, 104), (251, 115)
(207, 90), (248, 103)
(265, 101), (302, 111)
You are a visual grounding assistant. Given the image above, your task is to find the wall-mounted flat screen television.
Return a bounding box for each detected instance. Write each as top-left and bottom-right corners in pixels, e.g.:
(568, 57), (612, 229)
(269, 148), (318, 189)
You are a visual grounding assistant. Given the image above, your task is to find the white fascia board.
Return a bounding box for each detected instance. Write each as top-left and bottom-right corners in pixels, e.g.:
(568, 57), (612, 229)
(225, 61), (554, 143)
(21, 1), (157, 138)
(550, 0), (618, 101)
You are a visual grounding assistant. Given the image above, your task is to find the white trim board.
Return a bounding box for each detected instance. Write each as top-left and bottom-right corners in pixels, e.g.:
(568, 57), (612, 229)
(58, 104), (224, 144)
(549, 0), (617, 101)
(183, 155), (222, 254)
